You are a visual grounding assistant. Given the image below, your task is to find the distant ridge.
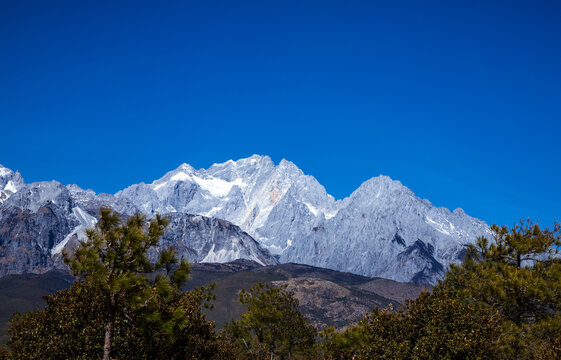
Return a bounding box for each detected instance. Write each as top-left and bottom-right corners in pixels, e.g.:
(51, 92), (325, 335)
(0, 157), (489, 283)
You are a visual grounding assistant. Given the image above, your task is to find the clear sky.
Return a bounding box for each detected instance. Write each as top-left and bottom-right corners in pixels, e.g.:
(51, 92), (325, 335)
(1, 0), (560, 228)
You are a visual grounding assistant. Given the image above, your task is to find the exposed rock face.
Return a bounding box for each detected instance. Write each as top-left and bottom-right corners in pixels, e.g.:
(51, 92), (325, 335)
(158, 214), (278, 266)
(0, 174), (277, 277)
(115, 155), (490, 284)
(0, 165), (25, 204)
(272, 277), (385, 329)
(282, 176), (491, 284)
(115, 156), (337, 256)
(0, 182), (79, 276)
(0, 156), (489, 283)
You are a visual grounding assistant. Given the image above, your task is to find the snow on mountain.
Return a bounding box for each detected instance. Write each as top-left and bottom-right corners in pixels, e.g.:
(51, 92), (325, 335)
(50, 206), (97, 256)
(0, 180), (82, 276)
(115, 155), (490, 284)
(0, 164), (25, 204)
(0, 157), (489, 283)
(0, 164), (277, 277)
(159, 214), (277, 266)
(282, 176), (490, 283)
(116, 155), (337, 256)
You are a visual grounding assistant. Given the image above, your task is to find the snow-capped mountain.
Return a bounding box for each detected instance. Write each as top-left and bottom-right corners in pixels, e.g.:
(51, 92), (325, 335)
(282, 176), (490, 283)
(116, 155), (337, 255)
(115, 155), (490, 283)
(0, 164), (277, 277)
(0, 157), (489, 283)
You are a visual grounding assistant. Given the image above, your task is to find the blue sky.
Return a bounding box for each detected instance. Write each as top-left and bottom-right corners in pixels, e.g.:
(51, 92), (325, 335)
(1, 0), (560, 228)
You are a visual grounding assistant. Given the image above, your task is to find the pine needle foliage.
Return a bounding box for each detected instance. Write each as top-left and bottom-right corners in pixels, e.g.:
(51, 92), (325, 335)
(319, 290), (501, 360)
(64, 208), (191, 360)
(223, 282), (316, 360)
(441, 220), (561, 359)
(3, 208), (226, 360)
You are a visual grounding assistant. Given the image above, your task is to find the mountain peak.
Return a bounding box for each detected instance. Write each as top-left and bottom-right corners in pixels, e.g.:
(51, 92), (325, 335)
(0, 165), (25, 203)
(236, 154), (272, 165)
(177, 163), (196, 173)
(278, 158), (304, 175)
(0, 164), (14, 178)
(0, 156), (490, 284)
(453, 208), (466, 216)
(349, 175), (411, 199)
(370, 174), (402, 186)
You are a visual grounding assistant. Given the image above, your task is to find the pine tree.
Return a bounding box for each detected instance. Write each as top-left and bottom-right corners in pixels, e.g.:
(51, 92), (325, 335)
(223, 282), (316, 360)
(319, 290), (501, 360)
(441, 220), (561, 359)
(4, 208), (228, 360)
(63, 208), (190, 360)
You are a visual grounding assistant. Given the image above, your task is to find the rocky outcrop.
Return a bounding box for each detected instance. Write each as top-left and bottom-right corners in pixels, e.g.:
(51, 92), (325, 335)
(0, 165), (25, 204)
(0, 156), (489, 283)
(0, 176), (277, 277)
(158, 214), (278, 266)
(116, 155), (490, 283)
(0, 182), (79, 276)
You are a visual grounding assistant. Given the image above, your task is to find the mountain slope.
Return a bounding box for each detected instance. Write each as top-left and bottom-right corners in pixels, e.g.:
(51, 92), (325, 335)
(0, 171), (277, 277)
(186, 261), (427, 329)
(0, 157), (488, 283)
(0, 261), (428, 344)
(116, 155), (489, 283)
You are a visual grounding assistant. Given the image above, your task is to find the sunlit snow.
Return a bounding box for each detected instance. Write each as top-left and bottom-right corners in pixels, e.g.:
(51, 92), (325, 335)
(51, 207), (97, 255)
(200, 243), (266, 265)
(155, 171), (247, 198)
(426, 216), (452, 235)
(191, 175), (246, 197)
(303, 202), (319, 216)
(199, 206), (223, 217)
(4, 181), (17, 193)
(170, 172), (191, 182)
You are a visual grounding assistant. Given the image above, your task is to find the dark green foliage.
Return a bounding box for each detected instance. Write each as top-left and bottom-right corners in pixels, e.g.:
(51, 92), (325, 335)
(63, 208), (181, 360)
(320, 290), (501, 360)
(317, 324), (368, 360)
(0, 346), (8, 360)
(2, 215), (560, 359)
(7, 281), (138, 359)
(441, 220), (561, 359)
(223, 282), (316, 360)
(135, 284), (225, 360)
(2, 208), (226, 360)
(399, 290), (502, 359)
(5, 281), (224, 360)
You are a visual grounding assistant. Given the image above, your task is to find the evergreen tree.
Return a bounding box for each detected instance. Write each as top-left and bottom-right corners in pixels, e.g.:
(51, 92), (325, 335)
(223, 282), (316, 360)
(63, 208), (192, 360)
(320, 290), (501, 360)
(317, 323), (368, 360)
(3, 208), (228, 360)
(5, 280), (224, 359)
(441, 220), (561, 359)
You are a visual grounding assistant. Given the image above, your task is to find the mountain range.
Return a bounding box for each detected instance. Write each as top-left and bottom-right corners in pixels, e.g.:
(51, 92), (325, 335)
(0, 155), (490, 284)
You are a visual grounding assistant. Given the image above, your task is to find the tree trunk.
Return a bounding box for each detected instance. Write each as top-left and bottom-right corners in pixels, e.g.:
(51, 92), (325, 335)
(103, 318), (113, 360)
(103, 296), (116, 360)
(103, 319), (113, 360)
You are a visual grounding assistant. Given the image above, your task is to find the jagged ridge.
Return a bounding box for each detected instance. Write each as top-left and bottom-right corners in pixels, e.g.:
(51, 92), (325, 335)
(0, 158), (490, 284)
